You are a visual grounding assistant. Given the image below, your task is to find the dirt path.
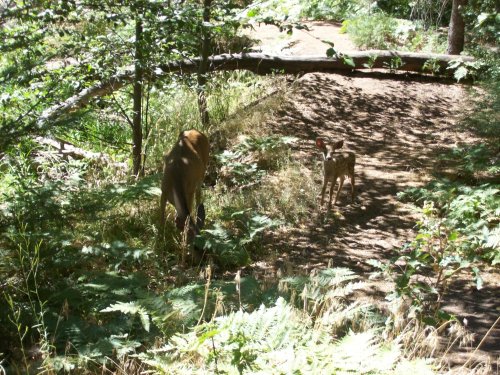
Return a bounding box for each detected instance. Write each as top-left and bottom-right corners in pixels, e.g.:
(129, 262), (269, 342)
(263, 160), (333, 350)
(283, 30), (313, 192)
(245, 22), (499, 371)
(246, 21), (356, 55)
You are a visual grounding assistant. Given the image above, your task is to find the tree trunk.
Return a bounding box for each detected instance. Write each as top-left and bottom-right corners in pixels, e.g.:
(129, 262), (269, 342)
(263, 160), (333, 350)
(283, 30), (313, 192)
(132, 16), (144, 177)
(447, 0), (467, 55)
(197, 0), (212, 127)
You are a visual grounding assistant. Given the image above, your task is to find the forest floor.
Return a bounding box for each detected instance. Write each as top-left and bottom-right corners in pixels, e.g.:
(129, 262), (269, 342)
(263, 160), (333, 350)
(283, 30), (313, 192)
(243, 21), (499, 371)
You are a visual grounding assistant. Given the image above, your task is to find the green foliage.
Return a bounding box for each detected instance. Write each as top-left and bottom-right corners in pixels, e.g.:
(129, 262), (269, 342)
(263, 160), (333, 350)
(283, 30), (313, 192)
(0, 34), (283, 368)
(216, 135), (295, 187)
(462, 80), (500, 139)
(378, 0), (452, 27)
(0, 0), (257, 151)
(464, 0), (500, 46)
(0, 144), (164, 368)
(200, 210), (280, 268)
(3, 1), (498, 372)
(341, 13), (447, 53)
(244, 0), (302, 25)
(381, 160), (499, 323)
(341, 13), (399, 50)
(375, 200), (488, 324)
(141, 295), (433, 374)
(2, 235), (53, 374)
(422, 58), (441, 75)
(369, 63), (499, 326)
(377, 0), (412, 19)
(443, 143), (500, 178)
(363, 53), (379, 69)
(447, 58), (486, 82)
(399, 182), (499, 264)
(384, 55), (404, 72)
(299, 0), (367, 21)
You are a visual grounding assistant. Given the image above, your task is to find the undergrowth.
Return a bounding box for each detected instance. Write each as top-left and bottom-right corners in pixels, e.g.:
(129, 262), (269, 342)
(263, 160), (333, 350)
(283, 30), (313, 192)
(341, 13), (447, 52)
(139, 269), (440, 374)
(1, 27), (498, 373)
(375, 73), (500, 327)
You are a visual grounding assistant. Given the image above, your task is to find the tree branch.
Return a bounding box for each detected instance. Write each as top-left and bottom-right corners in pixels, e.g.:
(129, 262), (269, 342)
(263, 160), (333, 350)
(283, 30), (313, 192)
(37, 51), (476, 129)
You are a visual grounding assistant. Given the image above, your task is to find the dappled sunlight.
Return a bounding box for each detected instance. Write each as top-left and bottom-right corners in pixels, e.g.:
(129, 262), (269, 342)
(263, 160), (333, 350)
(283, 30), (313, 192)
(246, 69), (498, 371)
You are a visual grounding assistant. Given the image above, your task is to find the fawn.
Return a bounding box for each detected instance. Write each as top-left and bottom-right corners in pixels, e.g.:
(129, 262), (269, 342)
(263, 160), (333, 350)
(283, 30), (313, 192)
(160, 129), (209, 244)
(315, 137), (355, 209)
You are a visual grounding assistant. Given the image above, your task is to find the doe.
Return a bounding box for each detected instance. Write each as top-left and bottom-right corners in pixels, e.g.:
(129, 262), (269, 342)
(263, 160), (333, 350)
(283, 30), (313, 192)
(160, 129), (209, 244)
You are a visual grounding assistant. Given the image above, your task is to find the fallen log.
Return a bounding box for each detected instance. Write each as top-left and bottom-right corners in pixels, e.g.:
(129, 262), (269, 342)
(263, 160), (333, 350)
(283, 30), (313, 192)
(35, 136), (128, 169)
(159, 50), (475, 76)
(37, 51), (475, 129)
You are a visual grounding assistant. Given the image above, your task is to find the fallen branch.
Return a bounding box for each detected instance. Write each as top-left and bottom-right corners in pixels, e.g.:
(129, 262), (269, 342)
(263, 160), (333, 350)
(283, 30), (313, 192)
(35, 136), (127, 169)
(159, 50), (475, 76)
(37, 51), (476, 129)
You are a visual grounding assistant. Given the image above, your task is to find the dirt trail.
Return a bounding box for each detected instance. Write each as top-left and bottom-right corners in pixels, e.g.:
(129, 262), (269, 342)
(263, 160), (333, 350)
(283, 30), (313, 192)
(247, 21), (356, 55)
(246, 21), (499, 371)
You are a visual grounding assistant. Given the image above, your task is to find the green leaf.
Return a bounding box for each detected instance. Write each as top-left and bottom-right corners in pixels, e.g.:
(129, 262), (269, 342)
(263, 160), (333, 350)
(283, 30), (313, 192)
(101, 302), (150, 332)
(342, 56), (355, 67)
(453, 66), (468, 82)
(198, 328), (220, 344)
(326, 47), (337, 58)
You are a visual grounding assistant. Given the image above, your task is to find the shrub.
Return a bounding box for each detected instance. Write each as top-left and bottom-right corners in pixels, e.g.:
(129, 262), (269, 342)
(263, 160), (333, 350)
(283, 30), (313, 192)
(341, 13), (447, 52)
(341, 13), (400, 50)
(299, 0), (367, 21)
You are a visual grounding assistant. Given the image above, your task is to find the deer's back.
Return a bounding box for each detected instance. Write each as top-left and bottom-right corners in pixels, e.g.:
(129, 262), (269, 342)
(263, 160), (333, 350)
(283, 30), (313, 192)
(163, 130), (209, 205)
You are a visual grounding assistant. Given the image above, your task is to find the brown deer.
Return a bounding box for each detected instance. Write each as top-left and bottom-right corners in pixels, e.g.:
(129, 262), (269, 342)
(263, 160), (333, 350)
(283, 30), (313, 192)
(160, 130), (210, 244)
(315, 137), (355, 209)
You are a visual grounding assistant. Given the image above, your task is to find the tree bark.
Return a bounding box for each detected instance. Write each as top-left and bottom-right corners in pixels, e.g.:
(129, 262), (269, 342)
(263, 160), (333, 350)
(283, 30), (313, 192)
(447, 0), (467, 55)
(158, 50), (475, 76)
(132, 16), (144, 177)
(35, 137), (127, 168)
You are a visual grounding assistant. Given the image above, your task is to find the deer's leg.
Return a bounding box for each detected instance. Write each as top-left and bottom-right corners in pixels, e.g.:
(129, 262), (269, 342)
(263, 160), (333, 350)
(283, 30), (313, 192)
(328, 179), (336, 210)
(320, 178), (328, 207)
(350, 174), (355, 202)
(334, 177), (345, 205)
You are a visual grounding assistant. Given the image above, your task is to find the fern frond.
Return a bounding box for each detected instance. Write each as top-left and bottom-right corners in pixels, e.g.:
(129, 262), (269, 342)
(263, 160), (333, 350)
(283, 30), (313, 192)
(101, 302), (150, 332)
(142, 298), (436, 374)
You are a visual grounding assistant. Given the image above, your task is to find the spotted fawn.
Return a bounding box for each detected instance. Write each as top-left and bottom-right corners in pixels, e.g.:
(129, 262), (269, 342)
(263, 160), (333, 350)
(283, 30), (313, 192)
(315, 137), (355, 209)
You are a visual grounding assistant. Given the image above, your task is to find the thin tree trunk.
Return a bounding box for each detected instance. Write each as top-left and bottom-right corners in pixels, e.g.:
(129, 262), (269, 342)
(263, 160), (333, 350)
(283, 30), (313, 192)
(197, 0), (211, 127)
(447, 0), (467, 55)
(132, 16), (144, 177)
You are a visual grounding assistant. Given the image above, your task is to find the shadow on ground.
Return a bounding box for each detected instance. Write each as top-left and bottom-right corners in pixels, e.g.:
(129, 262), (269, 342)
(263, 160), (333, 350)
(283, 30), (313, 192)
(249, 72), (498, 370)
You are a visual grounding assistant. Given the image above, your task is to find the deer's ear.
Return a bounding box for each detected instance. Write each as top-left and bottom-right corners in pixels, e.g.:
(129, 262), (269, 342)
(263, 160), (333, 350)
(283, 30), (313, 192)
(315, 137), (325, 149)
(333, 140), (344, 149)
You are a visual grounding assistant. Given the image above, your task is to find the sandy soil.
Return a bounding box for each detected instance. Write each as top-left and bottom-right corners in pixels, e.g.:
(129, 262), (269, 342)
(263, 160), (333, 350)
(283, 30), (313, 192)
(244, 21), (499, 372)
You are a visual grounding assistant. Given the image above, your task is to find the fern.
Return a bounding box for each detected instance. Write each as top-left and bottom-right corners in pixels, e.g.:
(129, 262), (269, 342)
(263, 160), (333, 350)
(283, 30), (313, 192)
(101, 302), (151, 332)
(280, 267), (369, 328)
(141, 298), (436, 374)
